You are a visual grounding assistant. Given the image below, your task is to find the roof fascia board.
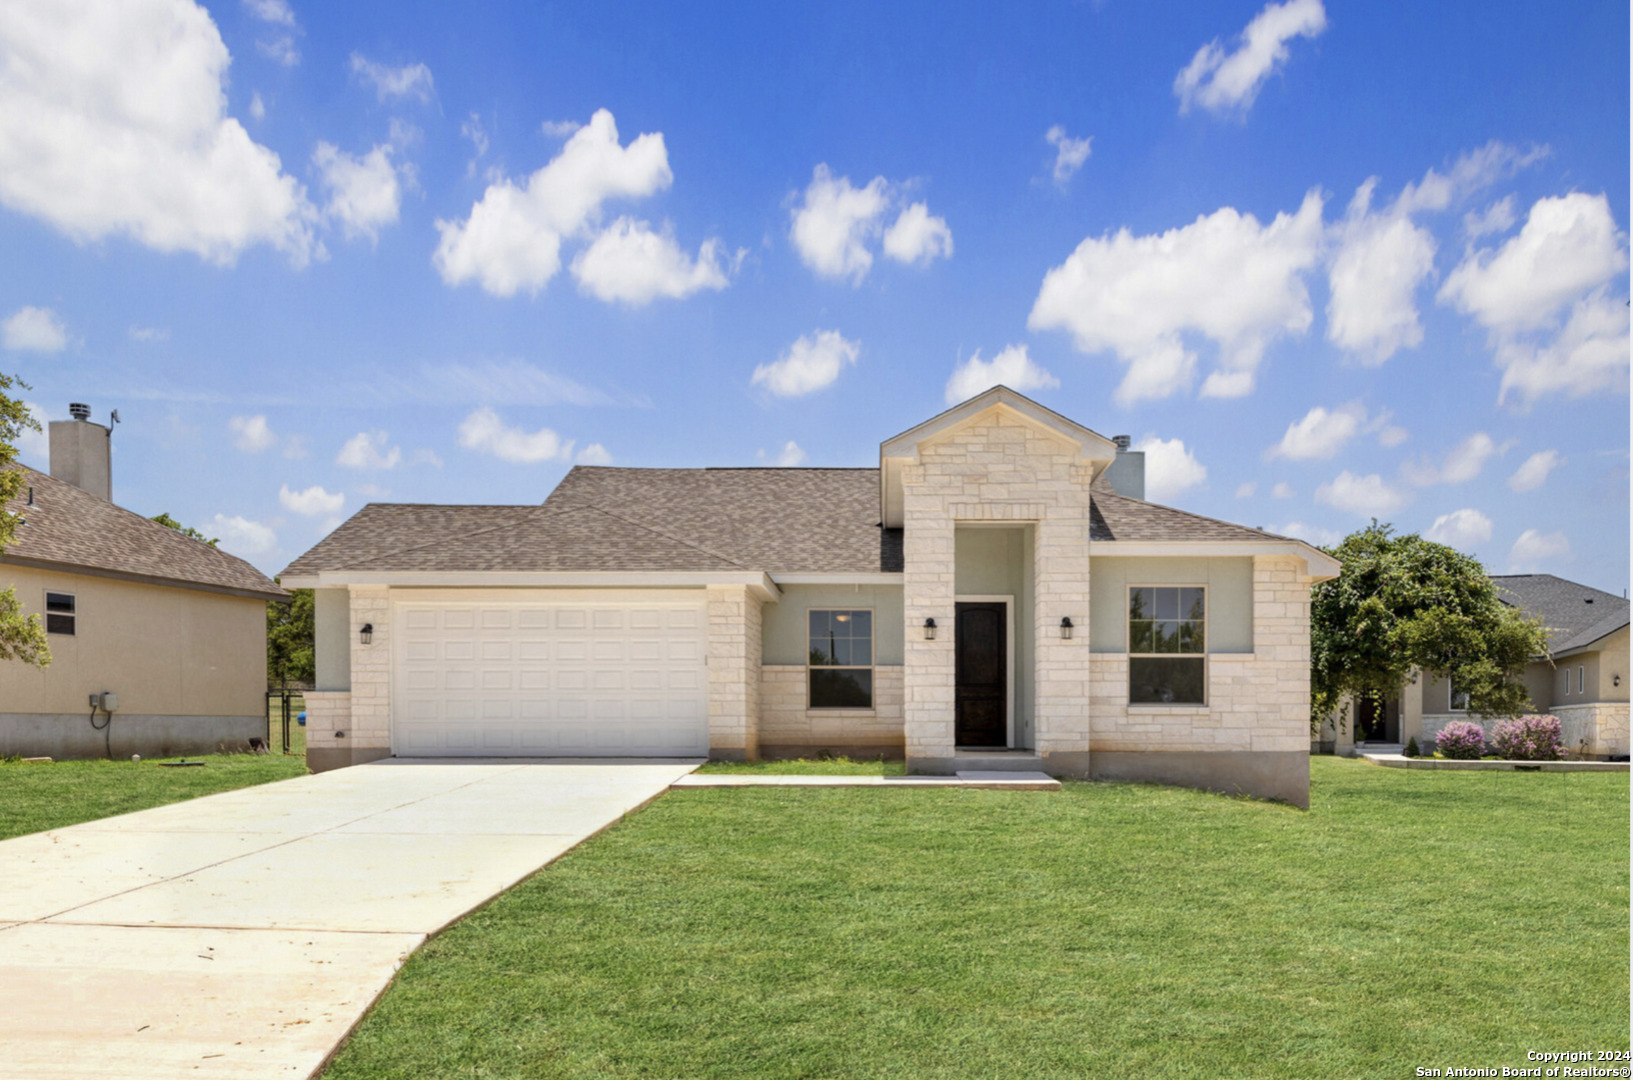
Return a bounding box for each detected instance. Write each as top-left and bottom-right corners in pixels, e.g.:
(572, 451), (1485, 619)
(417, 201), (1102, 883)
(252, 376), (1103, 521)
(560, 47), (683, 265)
(1551, 623), (1631, 659)
(0, 554), (289, 602)
(1089, 540), (1342, 581)
(771, 572), (904, 586)
(281, 569), (782, 601)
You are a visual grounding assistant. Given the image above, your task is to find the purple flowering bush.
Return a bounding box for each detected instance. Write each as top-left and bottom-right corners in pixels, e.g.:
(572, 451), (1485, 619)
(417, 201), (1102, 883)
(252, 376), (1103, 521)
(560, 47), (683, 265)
(1489, 714), (1564, 761)
(1434, 720), (1488, 760)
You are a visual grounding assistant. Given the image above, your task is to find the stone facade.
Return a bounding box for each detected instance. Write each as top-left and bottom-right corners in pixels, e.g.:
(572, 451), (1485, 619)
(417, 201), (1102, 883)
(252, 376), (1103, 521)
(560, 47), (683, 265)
(306, 585), (391, 771)
(707, 584), (763, 759)
(901, 410), (1092, 766)
(1556, 703), (1630, 758)
(760, 665), (905, 754)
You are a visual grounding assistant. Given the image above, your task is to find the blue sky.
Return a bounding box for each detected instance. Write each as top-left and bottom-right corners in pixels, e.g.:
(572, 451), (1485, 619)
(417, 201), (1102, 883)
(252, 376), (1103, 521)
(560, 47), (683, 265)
(0, 0), (1627, 591)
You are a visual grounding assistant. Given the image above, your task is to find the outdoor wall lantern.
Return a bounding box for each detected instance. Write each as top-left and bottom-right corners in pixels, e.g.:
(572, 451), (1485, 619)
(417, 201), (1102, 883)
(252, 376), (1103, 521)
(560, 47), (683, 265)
(1060, 617), (1074, 640)
(359, 623), (374, 645)
(923, 618), (937, 641)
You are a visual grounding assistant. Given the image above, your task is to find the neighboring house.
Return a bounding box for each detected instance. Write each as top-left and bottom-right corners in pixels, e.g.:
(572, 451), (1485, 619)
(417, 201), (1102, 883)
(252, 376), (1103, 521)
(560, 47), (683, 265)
(1329, 573), (1629, 759)
(280, 388), (1339, 805)
(1, 406), (286, 759)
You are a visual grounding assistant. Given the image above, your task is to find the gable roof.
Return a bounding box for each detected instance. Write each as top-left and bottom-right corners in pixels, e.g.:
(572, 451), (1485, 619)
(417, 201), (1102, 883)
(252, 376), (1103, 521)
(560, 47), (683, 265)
(2, 467), (286, 600)
(1088, 483), (1290, 543)
(1491, 573), (1630, 655)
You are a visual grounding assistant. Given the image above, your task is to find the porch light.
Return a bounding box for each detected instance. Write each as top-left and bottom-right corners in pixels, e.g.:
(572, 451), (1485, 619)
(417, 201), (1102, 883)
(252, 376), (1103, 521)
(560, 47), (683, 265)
(923, 618), (937, 641)
(359, 623), (373, 645)
(1060, 617), (1074, 640)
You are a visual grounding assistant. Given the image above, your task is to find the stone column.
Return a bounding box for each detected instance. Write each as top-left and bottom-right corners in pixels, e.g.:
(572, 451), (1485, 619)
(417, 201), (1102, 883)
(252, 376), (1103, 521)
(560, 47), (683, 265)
(307, 585), (390, 772)
(901, 464), (957, 765)
(1032, 466), (1092, 773)
(707, 584), (762, 760)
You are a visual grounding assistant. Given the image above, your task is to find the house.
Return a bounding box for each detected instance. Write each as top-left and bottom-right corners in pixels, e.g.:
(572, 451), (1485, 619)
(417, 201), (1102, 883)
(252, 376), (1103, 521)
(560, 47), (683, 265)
(1340, 574), (1628, 759)
(280, 387), (1340, 805)
(0, 405), (286, 759)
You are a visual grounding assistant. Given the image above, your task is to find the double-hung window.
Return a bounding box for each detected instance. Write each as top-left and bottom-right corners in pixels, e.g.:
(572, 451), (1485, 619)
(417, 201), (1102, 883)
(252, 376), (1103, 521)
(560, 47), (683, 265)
(808, 609), (873, 708)
(44, 592), (75, 636)
(1449, 684), (1470, 711)
(1128, 586), (1205, 705)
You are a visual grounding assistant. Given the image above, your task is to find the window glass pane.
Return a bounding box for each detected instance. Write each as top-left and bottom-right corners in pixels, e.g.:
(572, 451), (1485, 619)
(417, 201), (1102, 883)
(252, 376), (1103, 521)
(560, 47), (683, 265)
(1129, 587), (1153, 620)
(1449, 685), (1469, 710)
(810, 668), (873, 708)
(1154, 621), (1180, 653)
(808, 609), (830, 639)
(1129, 657), (1205, 704)
(1153, 588), (1179, 620)
(835, 638), (855, 666)
(45, 613), (74, 635)
(1179, 587), (1205, 621)
(45, 593), (74, 613)
(852, 639), (871, 666)
(852, 610), (872, 637)
(1129, 620), (1155, 654)
(1179, 620), (1205, 653)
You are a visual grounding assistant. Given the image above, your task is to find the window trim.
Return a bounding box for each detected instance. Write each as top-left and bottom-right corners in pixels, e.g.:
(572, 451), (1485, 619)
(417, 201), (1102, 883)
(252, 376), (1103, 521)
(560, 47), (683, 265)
(1578, 664), (1586, 696)
(43, 590), (76, 636)
(1448, 683), (1469, 712)
(806, 607), (876, 711)
(1126, 583), (1208, 706)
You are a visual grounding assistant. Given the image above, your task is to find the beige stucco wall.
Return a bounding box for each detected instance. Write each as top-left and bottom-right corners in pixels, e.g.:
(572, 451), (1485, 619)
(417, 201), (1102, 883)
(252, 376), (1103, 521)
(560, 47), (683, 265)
(0, 565), (265, 717)
(760, 664), (904, 753)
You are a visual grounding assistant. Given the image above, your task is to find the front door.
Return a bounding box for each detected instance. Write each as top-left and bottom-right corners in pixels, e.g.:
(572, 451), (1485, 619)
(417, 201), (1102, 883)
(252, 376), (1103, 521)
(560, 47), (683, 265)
(955, 602), (1007, 748)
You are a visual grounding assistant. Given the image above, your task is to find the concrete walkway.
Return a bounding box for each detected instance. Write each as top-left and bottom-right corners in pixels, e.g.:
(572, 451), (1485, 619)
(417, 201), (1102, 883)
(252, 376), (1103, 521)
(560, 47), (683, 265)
(0, 758), (698, 1080)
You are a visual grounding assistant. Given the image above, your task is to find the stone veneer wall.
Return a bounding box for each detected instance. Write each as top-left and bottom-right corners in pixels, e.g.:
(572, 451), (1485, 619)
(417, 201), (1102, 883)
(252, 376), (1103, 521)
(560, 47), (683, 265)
(306, 585), (390, 771)
(1426, 703), (1632, 759)
(760, 665), (905, 753)
(707, 584), (762, 759)
(1088, 555), (1312, 754)
(901, 411), (1091, 765)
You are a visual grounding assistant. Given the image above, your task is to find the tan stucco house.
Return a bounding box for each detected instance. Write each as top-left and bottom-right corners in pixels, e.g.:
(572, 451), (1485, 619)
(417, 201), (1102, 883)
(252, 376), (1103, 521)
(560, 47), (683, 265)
(281, 388), (1339, 805)
(1333, 574), (1629, 759)
(1, 407), (286, 759)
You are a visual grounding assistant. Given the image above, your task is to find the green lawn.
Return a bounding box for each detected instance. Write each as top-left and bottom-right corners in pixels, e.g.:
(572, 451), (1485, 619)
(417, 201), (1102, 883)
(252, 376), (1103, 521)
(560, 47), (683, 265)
(0, 753), (308, 841)
(696, 755), (907, 776)
(323, 758), (1630, 1079)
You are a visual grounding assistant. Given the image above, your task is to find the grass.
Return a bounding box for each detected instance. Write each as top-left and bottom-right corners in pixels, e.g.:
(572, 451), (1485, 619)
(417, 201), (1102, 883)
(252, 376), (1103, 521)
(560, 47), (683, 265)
(696, 755), (906, 776)
(0, 752), (308, 841)
(322, 757), (1630, 1079)
(266, 691), (308, 757)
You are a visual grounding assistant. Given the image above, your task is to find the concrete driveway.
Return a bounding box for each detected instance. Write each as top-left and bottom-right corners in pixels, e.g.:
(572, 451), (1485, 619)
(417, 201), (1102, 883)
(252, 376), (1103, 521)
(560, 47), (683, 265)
(0, 758), (698, 1079)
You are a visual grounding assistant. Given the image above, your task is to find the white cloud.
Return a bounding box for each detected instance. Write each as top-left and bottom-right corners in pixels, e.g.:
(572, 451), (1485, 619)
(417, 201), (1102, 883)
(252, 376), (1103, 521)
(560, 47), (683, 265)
(789, 165), (890, 284)
(336, 430), (401, 470)
(1133, 436), (1207, 503)
(575, 443), (613, 466)
(1315, 471), (1408, 517)
(541, 119), (583, 138)
(1326, 185), (1436, 364)
(1267, 402), (1366, 460)
(751, 330), (859, 398)
(348, 52), (434, 103)
(1401, 433), (1500, 486)
(229, 414), (276, 452)
(882, 202), (953, 266)
(434, 109), (672, 297)
(1271, 482), (1295, 499)
(1424, 508), (1493, 548)
(570, 217), (731, 304)
(457, 407), (573, 464)
(1508, 449), (1562, 493)
(1028, 191), (1324, 404)
(210, 513), (276, 557)
(256, 35), (299, 67)
(278, 483), (343, 516)
(248, 92), (266, 121)
(129, 325), (169, 342)
(242, 0), (295, 27)
(2, 306), (68, 352)
(1271, 520), (1344, 547)
(16, 400), (49, 462)
(1464, 196), (1516, 240)
(1508, 529), (1571, 571)
(1492, 288), (1630, 406)
(1174, 0), (1327, 116)
(758, 441), (807, 467)
(0, 0), (317, 265)
(944, 344), (1059, 404)
(1377, 424), (1409, 448)
(1045, 126), (1092, 187)
(313, 142), (401, 242)
(1235, 482), (1256, 498)
(460, 113), (489, 177)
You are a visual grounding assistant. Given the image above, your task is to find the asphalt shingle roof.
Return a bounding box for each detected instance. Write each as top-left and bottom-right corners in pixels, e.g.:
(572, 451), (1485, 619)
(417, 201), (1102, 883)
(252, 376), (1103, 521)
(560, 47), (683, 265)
(283, 466), (1294, 579)
(3, 467), (286, 599)
(1491, 573), (1630, 654)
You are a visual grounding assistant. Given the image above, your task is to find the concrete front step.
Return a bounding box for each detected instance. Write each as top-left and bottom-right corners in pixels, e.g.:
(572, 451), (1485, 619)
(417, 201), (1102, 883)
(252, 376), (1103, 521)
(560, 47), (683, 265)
(943, 753), (1047, 772)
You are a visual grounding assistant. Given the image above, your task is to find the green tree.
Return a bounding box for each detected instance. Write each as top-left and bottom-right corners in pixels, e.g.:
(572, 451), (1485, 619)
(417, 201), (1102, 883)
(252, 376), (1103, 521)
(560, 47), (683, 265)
(1311, 522), (1550, 731)
(267, 583), (315, 686)
(0, 377), (50, 667)
(151, 511), (218, 545)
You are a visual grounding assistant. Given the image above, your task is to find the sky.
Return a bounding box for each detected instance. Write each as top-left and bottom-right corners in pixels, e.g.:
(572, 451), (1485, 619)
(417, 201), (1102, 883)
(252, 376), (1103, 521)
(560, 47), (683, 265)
(0, 0), (1627, 592)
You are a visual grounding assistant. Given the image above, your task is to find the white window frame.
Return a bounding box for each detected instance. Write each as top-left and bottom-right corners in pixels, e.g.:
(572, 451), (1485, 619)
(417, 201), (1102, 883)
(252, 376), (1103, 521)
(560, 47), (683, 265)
(1578, 665), (1586, 695)
(43, 590), (76, 636)
(807, 607), (875, 711)
(1126, 584), (1208, 706)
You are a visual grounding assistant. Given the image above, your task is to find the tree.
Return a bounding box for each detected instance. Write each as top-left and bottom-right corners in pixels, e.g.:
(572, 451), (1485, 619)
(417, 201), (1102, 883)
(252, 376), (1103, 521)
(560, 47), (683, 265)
(0, 376), (50, 667)
(267, 583), (314, 687)
(151, 511), (218, 545)
(1310, 522), (1550, 731)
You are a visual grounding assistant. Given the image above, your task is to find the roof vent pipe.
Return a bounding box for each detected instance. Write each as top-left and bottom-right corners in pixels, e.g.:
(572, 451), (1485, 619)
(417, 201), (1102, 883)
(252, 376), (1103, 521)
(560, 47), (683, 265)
(69, 402), (90, 421)
(1112, 434), (1131, 451)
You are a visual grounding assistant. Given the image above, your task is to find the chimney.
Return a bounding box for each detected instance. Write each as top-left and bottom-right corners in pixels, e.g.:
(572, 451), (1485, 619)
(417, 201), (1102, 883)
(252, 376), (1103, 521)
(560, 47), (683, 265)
(49, 403), (112, 501)
(1102, 434), (1145, 500)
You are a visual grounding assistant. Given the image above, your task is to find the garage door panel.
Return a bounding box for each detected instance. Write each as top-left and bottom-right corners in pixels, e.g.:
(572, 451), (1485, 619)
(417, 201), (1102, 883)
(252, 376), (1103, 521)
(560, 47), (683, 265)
(394, 597), (707, 757)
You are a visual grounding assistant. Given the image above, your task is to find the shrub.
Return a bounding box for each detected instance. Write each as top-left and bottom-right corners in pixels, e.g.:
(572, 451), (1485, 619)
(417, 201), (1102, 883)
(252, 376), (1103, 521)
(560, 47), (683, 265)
(1489, 714), (1564, 761)
(1435, 720), (1487, 760)
(1404, 737), (1419, 758)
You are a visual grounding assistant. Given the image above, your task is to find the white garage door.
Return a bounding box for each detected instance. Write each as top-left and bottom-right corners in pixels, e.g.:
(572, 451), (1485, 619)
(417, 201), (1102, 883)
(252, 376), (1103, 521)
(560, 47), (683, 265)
(392, 594), (708, 757)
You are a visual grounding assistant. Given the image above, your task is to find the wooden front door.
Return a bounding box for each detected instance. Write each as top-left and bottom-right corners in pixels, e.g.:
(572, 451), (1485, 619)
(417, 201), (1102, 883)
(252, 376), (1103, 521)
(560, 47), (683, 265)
(955, 602), (1007, 748)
